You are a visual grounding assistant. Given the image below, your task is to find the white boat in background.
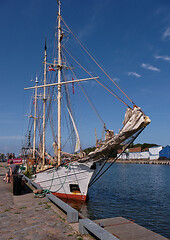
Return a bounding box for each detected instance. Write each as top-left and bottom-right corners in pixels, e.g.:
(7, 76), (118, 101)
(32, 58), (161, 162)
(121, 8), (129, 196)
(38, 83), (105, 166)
(22, 0), (150, 201)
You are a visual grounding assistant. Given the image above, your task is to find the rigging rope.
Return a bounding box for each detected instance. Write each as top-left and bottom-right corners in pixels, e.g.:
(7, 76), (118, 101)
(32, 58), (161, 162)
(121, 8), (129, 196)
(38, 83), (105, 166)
(61, 16), (135, 106)
(88, 127), (145, 187)
(72, 162), (84, 199)
(63, 46), (130, 108)
(62, 51), (106, 127)
(37, 163), (71, 196)
(53, 163), (71, 192)
(61, 98), (76, 151)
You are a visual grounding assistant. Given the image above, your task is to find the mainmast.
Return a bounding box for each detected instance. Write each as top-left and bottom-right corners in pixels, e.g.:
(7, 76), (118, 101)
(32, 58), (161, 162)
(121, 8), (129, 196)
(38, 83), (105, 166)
(57, 0), (62, 165)
(33, 75), (38, 159)
(42, 41), (47, 165)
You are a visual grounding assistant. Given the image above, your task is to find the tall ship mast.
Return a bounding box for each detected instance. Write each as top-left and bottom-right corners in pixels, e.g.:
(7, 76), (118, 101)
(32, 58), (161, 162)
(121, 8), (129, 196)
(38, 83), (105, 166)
(33, 75), (38, 160)
(42, 41), (47, 165)
(57, 0), (62, 165)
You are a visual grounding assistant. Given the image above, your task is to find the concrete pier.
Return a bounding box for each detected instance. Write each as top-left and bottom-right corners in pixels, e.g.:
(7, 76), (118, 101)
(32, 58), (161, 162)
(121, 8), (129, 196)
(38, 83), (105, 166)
(0, 163), (91, 240)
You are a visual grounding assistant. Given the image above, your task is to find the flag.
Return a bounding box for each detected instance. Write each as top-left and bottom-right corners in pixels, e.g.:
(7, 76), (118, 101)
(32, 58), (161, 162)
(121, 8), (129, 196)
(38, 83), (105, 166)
(48, 65), (55, 71)
(72, 77), (74, 94)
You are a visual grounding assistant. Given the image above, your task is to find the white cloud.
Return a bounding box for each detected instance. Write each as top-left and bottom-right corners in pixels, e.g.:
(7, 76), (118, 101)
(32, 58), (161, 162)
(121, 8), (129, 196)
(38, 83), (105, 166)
(155, 55), (170, 61)
(163, 27), (170, 40)
(113, 77), (120, 82)
(141, 63), (160, 72)
(140, 88), (152, 94)
(78, 15), (97, 40)
(127, 72), (141, 78)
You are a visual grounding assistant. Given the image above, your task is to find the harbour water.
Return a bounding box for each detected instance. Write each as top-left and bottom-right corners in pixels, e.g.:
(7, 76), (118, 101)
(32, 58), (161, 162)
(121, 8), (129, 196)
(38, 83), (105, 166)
(72, 163), (170, 239)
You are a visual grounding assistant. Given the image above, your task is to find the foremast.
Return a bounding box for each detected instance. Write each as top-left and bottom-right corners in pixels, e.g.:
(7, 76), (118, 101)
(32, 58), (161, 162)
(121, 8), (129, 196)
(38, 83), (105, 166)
(42, 41), (47, 165)
(57, 0), (62, 166)
(33, 75), (38, 159)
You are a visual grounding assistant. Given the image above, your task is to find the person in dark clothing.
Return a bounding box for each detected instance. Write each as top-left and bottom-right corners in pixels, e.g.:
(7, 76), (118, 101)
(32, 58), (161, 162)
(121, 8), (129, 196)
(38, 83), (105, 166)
(9, 160), (18, 175)
(9, 160), (18, 184)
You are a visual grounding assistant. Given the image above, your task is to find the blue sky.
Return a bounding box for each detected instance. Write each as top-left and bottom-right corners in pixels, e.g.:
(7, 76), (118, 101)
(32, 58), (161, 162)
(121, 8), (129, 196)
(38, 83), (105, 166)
(0, 0), (170, 155)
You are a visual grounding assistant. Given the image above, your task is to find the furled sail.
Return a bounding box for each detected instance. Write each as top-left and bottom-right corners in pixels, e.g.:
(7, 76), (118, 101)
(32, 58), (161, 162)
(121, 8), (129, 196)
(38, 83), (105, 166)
(80, 106), (151, 161)
(67, 107), (80, 152)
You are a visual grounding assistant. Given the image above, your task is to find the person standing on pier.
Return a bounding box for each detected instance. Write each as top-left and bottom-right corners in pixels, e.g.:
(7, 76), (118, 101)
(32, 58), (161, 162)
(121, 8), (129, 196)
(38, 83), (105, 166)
(9, 160), (17, 174)
(3, 160), (18, 183)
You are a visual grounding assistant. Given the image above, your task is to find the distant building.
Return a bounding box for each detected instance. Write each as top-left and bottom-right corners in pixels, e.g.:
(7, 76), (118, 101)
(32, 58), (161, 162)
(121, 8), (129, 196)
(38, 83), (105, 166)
(129, 147), (141, 153)
(117, 146), (162, 160)
(117, 147), (142, 154)
(159, 145), (170, 159)
(142, 148), (149, 152)
(149, 146), (162, 160)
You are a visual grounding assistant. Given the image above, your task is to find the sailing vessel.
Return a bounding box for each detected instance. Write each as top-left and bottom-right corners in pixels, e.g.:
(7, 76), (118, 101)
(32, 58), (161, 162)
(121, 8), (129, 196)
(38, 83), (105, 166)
(23, 0), (151, 201)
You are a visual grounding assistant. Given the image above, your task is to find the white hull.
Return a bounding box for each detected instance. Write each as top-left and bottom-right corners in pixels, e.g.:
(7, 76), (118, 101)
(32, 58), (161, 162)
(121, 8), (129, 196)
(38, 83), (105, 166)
(34, 162), (94, 201)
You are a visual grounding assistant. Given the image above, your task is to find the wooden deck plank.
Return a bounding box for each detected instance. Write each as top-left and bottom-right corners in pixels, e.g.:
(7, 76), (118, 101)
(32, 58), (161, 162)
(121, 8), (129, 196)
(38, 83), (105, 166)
(94, 217), (168, 240)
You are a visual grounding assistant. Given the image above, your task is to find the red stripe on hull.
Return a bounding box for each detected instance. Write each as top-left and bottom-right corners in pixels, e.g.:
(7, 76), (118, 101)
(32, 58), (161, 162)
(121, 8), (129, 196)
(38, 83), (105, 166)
(52, 192), (87, 202)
